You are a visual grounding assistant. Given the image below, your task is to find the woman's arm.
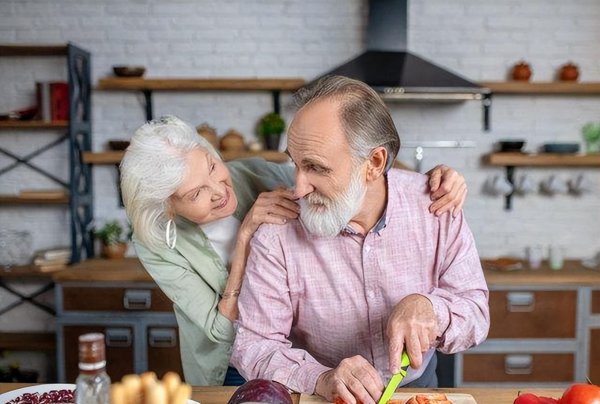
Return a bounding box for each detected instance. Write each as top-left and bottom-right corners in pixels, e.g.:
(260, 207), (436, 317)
(218, 188), (299, 321)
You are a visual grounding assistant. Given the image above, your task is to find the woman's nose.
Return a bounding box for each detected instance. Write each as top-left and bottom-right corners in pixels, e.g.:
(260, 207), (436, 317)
(294, 170), (313, 199)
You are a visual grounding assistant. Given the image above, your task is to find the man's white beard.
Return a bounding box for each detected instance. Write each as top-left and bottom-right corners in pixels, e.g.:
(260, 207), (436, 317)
(299, 167), (367, 237)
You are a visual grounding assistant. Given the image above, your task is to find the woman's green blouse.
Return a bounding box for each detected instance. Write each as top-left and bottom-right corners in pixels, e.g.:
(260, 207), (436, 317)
(134, 158), (294, 385)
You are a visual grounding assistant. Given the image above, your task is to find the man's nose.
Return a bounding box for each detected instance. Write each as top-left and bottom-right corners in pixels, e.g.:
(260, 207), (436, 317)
(294, 170), (313, 199)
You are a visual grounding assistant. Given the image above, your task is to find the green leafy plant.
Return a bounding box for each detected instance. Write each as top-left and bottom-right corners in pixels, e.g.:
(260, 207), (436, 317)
(582, 122), (600, 153)
(94, 220), (130, 246)
(582, 122), (600, 142)
(256, 112), (286, 137)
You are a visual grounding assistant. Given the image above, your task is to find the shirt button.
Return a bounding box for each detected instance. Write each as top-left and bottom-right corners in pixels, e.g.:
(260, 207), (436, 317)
(365, 246), (372, 253)
(367, 289), (375, 298)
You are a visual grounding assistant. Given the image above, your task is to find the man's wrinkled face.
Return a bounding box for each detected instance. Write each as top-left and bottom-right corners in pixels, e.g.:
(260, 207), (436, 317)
(287, 99), (367, 237)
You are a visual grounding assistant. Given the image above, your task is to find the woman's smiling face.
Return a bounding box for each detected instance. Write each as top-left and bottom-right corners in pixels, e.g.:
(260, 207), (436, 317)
(170, 148), (237, 224)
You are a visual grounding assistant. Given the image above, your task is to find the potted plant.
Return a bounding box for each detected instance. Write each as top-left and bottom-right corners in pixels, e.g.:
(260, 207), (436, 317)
(256, 112), (286, 151)
(94, 220), (130, 259)
(582, 122), (600, 153)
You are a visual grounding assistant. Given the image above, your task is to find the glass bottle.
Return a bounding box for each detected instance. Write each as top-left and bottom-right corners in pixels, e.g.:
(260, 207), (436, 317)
(75, 333), (111, 404)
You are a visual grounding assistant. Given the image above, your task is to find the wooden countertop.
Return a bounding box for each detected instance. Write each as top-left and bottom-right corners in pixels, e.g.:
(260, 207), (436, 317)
(482, 259), (600, 286)
(0, 383), (565, 404)
(51, 257), (600, 286)
(52, 258), (152, 282)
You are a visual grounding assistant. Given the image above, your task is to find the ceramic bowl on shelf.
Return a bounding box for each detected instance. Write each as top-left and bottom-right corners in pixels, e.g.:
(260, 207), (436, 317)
(497, 140), (526, 152)
(112, 65), (146, 78)
(542, 143), (580, 154)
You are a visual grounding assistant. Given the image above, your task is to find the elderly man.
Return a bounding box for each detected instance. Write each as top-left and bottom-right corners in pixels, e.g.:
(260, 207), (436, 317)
(230, 76), (489, 404)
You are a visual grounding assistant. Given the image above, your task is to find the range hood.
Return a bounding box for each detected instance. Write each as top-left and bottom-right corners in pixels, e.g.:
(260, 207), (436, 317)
(311, 0), (491, 127)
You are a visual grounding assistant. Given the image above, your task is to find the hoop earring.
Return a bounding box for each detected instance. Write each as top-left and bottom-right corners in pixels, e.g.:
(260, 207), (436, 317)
(165, 219), (177, 249)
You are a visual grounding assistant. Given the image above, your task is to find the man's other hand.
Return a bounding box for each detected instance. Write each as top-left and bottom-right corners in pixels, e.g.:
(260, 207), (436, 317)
(315, 355), (385, 404)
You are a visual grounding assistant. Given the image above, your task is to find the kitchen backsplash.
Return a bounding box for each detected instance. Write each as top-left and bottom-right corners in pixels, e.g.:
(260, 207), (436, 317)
(1, 0), (599, 261)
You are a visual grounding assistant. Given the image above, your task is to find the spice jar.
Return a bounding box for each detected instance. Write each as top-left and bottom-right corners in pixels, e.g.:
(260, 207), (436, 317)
(75, 333), (111, 404)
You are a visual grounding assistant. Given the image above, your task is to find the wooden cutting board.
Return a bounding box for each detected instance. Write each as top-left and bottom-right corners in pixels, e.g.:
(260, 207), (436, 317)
(299, 392), (477, 403)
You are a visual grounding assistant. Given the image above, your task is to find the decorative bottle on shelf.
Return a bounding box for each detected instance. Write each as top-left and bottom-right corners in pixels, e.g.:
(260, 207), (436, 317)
(75, 333), (111, 404)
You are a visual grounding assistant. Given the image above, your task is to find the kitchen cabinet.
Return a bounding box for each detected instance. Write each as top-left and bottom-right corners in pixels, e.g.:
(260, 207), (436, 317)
(455, 260), (600, 387)
(53, 258), (182, 383)
(0, 43), (93, 263)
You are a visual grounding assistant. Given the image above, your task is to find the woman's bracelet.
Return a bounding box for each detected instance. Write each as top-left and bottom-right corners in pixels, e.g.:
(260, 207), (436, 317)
(221, 289), (240, 299)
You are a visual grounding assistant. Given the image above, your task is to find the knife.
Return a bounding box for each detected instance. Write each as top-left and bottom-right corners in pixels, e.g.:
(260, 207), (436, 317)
(377, 352), (411, 404)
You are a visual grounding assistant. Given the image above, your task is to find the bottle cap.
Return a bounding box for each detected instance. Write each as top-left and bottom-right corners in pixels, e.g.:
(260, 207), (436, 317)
(78, 333), (106, 370)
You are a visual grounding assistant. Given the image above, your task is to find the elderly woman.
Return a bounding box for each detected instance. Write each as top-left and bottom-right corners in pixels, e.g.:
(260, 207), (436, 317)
(120, 115), (467, 386)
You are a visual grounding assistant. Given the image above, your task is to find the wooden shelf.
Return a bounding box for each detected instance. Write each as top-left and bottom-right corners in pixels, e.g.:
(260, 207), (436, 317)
(83, 150), (290, 165)
(481, 81), (600, 95)
(97, 77), (305, 91)
(0, 265), (56, 279)
(0, 44), (68, 56)
(485, 152), (600, 167)
(82, 151), (123, 164)
(0, 332), (55, 351)
(0, 120), (68, 130)
(0, 195), (69, 205)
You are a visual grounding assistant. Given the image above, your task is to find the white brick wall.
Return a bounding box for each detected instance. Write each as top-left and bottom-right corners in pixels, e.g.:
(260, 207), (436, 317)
(1, 0), (599, 260)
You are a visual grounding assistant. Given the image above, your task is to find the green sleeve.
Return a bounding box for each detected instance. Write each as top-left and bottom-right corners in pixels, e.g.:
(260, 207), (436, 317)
(134, 239), (235, 344)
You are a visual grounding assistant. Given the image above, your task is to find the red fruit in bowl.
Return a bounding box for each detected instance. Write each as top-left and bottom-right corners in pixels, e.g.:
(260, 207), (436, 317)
(560, 383), (600, 404)
(227, 379), (293, 404)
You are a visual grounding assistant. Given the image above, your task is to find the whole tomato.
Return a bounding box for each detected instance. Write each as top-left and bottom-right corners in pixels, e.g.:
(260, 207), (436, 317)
(560, 384), (600, 404)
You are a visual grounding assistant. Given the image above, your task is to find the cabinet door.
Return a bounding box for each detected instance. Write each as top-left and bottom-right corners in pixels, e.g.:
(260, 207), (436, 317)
(62, 287), (172, 312)
(146, 326), (183, 379)
(592, 290), (600, 314)
(591, 329), (600, 384)
(463, 353), (574, 382)
(489, 291), (576, 338)
(63, 325), (134, 382)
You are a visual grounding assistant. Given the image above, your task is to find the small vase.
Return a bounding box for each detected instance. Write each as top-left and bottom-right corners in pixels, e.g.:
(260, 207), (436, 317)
(101, 242), (128, 259)
(263, 133), (281, 151)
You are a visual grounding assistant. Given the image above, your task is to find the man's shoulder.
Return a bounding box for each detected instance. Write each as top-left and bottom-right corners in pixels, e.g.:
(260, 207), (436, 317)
(387, 168), (430, 199)
(252, 219), (305, 245)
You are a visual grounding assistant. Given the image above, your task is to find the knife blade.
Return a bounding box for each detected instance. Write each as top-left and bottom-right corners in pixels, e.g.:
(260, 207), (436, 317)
(377, 352), (411, 404)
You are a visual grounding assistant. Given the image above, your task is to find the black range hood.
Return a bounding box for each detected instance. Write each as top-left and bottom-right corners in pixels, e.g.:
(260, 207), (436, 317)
(311, 0), (491, 128)
(324, 50), (489, 102)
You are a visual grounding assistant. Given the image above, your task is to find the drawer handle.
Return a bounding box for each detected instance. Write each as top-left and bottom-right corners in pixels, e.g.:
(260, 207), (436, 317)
(506, 292), (535, 312)
(106, 328), (132, 347)
(123, 289), (152, 310)
(148, 328), (177, 348)
(505, 354), (533, 375)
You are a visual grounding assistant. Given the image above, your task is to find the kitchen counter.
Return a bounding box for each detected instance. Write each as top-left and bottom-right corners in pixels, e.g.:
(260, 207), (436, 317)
(0, 383), (566, 403)
(51, 257), (600, 286)
(482, 259), (600, 286)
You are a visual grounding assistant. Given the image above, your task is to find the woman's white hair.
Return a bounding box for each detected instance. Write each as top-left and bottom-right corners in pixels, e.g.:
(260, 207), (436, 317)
(120, 115), (221, 249)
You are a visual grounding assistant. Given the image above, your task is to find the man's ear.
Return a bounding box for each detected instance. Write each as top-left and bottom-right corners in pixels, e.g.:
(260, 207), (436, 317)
(366, 146), (388, 181)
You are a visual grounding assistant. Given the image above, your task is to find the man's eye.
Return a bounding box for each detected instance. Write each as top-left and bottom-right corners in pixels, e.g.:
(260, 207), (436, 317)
(210, 162), (216, 173)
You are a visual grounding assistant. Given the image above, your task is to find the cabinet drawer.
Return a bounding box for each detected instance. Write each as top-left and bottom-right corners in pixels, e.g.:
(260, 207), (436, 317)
(146, 326), (183, 379)
(489, 291), (576, 338)
(62, 286), (172, 312)
(591, 329), (600, 384)
(592, 291), (600, 314)
(63, 325), (135, 382)
(462, 353), (574, 383)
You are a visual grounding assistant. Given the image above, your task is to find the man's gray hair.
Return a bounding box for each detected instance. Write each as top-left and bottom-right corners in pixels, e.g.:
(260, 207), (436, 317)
(293, 75), (400, 171)
(120, 115), (221, 249)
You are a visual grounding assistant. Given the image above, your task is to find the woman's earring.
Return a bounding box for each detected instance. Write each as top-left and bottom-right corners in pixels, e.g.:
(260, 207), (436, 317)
(165, 219), (177, 249)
